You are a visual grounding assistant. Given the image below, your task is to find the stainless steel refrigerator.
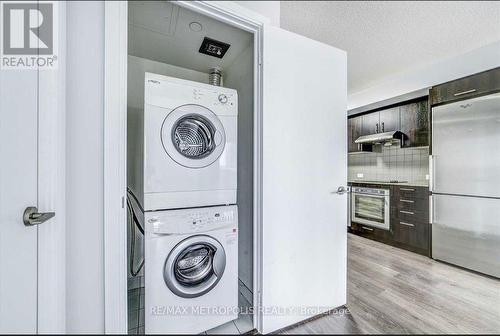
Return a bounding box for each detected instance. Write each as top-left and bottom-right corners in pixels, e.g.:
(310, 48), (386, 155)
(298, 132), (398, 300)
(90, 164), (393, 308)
(431, 92), (500, 278)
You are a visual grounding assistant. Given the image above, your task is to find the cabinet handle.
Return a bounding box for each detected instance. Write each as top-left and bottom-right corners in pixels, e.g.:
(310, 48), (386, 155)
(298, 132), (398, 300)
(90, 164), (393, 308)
(453, 89), (476, 96)
(400, 222), (415, 227)
(400, 188), (415, 192)
(381, 122), (385, 132)
(400, 210), (414, 215)
(362, 226), (374, 231)
(376, 123), (379, 133)
(400, 199), (414, 203)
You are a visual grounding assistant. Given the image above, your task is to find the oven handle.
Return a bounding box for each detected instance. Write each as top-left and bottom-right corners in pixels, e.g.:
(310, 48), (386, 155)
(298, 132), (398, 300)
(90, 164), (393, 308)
(352, 192), (389, 197)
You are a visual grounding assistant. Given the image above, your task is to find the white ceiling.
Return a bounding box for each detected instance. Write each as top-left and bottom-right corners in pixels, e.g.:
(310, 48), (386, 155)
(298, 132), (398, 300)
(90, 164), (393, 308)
(128, 1), (253, 73)
(280, 1), (500, 94)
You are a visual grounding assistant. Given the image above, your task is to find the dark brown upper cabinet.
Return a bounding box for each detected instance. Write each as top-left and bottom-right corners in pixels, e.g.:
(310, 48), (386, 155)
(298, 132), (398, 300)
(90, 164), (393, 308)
(361, 112), (380, 135)
(348, 115), (372, 153)
(400, 99), (429, 147)
(361, 106), (400, 135)
(430, 67), (500, 106)
(378, 106), (400, 133)
(348, 98), (429, 152)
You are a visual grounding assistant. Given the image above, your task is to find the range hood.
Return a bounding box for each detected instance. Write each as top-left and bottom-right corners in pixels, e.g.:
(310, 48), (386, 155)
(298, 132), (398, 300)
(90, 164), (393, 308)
(355, 131), (406, 145)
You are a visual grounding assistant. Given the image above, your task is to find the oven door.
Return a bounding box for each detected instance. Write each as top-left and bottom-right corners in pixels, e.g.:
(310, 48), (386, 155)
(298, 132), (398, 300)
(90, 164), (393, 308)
(351, 192), (390, 230)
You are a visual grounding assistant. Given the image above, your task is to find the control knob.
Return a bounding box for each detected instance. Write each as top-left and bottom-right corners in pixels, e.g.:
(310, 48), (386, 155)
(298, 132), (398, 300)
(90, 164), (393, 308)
(218, 94), (228, 104)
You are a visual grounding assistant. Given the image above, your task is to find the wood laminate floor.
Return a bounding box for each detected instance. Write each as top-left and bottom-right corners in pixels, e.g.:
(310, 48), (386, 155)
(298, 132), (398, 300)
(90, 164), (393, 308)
(279, 233), (500, 334)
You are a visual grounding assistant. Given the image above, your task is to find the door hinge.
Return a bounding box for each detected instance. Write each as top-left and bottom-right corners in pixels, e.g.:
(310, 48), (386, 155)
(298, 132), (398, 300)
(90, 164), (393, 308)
(121, 196), (125, 208)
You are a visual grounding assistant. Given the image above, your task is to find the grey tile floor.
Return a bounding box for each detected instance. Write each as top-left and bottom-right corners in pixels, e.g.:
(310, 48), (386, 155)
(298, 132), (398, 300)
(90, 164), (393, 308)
(127, 283), (254, 335)
(204, 293), (254, 335)
(128, 286), (144, 334)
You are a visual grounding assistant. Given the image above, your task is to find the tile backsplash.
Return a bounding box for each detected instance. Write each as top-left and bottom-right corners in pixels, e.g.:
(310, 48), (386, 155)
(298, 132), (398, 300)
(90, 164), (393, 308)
(348, 145), (429, 185)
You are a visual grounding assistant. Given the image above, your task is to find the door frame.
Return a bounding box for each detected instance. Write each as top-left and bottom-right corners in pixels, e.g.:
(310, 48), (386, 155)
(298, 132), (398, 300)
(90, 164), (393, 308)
(103, 1), (267, 333)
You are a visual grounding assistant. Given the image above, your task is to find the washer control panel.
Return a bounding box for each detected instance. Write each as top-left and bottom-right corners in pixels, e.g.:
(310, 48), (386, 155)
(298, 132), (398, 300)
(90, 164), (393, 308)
(147, 205), (237, 235)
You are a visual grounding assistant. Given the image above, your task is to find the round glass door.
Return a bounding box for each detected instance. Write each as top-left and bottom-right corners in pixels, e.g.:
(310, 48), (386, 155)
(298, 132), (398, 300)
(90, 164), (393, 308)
(161, 105), (226, 169)
(172, 115), (216, 159)
(164, 235), (226, 298)
(174, 244), (214, 286)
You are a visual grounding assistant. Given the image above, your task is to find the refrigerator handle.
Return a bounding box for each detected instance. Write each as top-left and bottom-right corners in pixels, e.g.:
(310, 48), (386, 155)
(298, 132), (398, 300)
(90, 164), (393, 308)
(429, 155), (435, 192)
(429, 194), (433, 225)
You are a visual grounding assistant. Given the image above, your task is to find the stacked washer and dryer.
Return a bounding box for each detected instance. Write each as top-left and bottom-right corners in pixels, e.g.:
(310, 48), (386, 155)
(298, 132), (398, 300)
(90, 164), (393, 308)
(128, 72), (239, 334)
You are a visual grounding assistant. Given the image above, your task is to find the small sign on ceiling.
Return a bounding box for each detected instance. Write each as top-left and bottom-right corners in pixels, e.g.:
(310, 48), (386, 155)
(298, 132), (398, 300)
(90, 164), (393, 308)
(199, 37), (230, 59)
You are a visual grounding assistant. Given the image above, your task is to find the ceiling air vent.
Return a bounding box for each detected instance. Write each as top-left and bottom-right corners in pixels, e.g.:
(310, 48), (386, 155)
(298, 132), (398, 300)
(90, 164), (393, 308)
(198, 37), (230, 59)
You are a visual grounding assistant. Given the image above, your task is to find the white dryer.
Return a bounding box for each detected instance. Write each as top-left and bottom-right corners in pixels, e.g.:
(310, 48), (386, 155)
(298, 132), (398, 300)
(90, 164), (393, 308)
(128, 72), (238, 211)
(145, 205), (238, 334)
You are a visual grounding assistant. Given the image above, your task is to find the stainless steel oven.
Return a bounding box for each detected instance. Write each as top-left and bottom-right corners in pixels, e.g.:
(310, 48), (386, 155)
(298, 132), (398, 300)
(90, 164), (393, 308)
(351, 186), (390, 230)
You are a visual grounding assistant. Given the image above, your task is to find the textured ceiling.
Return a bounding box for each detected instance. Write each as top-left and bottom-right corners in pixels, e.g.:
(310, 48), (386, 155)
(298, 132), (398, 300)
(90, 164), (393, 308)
(281, 1), (500, 94)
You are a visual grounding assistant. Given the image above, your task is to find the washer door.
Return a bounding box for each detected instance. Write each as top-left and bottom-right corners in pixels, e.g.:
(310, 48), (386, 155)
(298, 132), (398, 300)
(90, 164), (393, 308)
(161, 104), (226, 168)
(164, 235), (226, 298)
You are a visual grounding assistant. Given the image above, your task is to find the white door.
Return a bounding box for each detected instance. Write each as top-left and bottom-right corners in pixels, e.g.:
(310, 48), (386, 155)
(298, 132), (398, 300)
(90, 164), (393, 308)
(260, 26), (347, 334)
(0, 3), (64, 332)
(0, 68), (39, 333)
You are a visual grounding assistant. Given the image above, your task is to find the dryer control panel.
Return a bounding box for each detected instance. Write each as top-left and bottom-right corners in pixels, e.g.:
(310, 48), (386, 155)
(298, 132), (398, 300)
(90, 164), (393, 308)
(145, 72), (238, 117)
(192, 88), (236, 109)
(146, 205), (237, 235)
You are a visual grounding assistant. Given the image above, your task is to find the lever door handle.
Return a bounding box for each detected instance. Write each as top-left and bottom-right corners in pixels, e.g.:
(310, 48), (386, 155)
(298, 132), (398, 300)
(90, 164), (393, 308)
(23, 207), (55, 226)
(333, 186), (350, 195)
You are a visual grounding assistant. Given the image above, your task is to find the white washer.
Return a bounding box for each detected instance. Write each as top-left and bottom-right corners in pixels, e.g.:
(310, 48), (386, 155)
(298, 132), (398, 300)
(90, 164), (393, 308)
(128, 72), (238, 211)
(145, 205), (238, 334)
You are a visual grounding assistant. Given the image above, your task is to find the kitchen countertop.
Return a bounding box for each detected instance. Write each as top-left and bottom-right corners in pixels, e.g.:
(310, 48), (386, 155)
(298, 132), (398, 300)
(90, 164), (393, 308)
(348, 181), (429, 187)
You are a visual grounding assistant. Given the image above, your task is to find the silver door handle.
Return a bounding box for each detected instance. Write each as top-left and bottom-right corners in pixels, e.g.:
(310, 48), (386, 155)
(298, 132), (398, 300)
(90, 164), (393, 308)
(23, 207), (55, 226)
(333, 186), (350, 195)
(453, 89), (476, 96)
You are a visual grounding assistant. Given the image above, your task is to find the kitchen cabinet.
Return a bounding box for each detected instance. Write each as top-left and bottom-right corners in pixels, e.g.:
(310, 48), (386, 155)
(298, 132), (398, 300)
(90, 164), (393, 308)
(350, 221), (393, 243)
(430, 67), (500, 106)
(348, 116), (372, 153)
(348, 98), (429, 152)
(378, 106), (400, 133)
(392, 186), (430, 255)
(361, 106), (401, 135)
(361, 111), (380, 135)
(348, 183), (430, 256)
(400, 99), (429, 147)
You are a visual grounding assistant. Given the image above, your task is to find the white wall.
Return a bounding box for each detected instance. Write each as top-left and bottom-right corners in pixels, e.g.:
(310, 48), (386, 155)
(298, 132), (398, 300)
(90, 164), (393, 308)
(66, 1), (105, 333)
(348, 41), (500, 110)
(224, 44), (254, 300)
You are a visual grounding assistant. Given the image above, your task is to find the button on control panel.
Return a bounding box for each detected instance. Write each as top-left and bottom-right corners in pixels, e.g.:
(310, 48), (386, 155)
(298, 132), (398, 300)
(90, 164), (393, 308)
(187, 210), (234, 231)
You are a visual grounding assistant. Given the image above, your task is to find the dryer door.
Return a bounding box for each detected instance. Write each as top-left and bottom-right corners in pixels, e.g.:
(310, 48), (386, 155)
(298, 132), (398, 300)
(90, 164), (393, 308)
(164, 235), (226, 298)
(161, 104), (226, 168)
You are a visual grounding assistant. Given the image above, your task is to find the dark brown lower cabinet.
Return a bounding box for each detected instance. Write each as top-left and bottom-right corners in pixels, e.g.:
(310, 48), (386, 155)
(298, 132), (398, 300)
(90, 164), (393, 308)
(393, 219), (429, 255)
(350, 185), (430, 257)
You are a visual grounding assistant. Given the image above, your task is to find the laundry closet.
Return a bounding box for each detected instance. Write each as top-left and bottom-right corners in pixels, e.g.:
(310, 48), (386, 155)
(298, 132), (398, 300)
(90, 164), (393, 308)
(126, 1), (255, 334)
